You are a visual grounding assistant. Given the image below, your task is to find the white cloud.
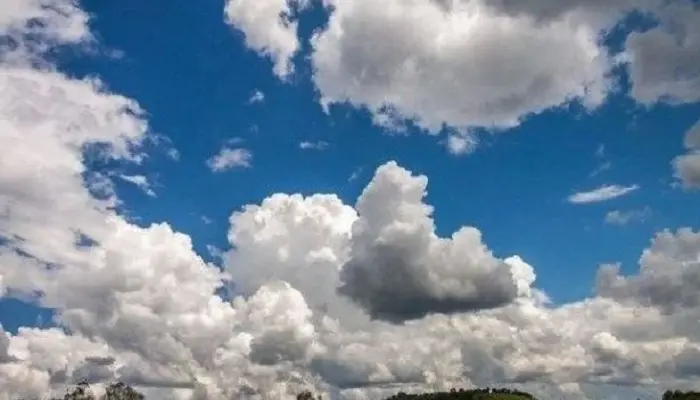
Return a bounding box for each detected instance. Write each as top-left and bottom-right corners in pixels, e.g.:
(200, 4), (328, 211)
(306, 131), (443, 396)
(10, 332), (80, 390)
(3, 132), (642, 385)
(0, 0), (92, 65)
(224, 0), (700, 156)
(568, 184), (640, 204)
(299, 141), (329, 151)
(673, 120), (700, 190)
(206, 147), (253, 172)
(118, 174), (156, 197)
(224, 0), (309, 77)
(224, 0), (669, 141)
(248, 90), (265, 104)
(4, 1), (700, 398)
(605, 208), (651, 226)
(309, 0), (616, 133)
(445, 131), (479, 156)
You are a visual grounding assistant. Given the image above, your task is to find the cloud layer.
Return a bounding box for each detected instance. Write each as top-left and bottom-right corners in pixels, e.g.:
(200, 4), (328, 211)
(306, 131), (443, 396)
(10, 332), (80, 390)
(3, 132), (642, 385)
(0, 1), (699, 400)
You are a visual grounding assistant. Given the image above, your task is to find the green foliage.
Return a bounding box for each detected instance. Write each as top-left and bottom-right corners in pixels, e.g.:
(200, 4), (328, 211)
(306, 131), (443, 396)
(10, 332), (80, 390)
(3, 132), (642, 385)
(384, 387), (535, 400)
(662, 390), (700, 400)
(297, 391), (322, 400)
(53, 382), (144, 400)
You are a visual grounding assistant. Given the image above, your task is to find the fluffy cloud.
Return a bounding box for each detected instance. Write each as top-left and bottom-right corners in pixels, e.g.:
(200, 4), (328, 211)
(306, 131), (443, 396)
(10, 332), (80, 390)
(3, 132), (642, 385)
(223, 0), (691, 139)
(3, 1), (700, 399)
(224, 0), (700, 157)
(568, 184), (640, 204)
(596, 228), (700, 314)
(338, 162), (520, 322)
(309, 0), (613, 132)
(224, 0), (309, 77)
(625, 0), (700, 104)
(673, 120), (700, 190)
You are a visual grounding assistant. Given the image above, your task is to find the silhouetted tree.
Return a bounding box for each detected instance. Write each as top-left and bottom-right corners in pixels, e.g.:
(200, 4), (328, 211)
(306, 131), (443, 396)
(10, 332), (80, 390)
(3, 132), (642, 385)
(54, 382), (144, 400)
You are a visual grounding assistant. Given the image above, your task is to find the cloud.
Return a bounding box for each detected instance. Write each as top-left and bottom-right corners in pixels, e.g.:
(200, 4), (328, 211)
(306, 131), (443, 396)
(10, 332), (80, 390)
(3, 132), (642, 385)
(0, 0), (92, 65)
(117, 174), (156, 197)
(224, 0), (669, 138)
(673, 120), (700, 190)
(337, 162), (521, 322)
(590, 161), (612, 177)
(568, 184), (640, 204)
(625, 0), (700, 104)
(299, 141), (330, 151)
(224, 0), (310, 77)
(604, 208), (651, 226)
(224, 0), (700, 157)
(206, 147), (253, 172)
(596, 228), (700, 314)
(248, 89), (265, 104)
(445, 131), (479, 156)
(309, 0), (615, 133)
(4, 1), (700, 398)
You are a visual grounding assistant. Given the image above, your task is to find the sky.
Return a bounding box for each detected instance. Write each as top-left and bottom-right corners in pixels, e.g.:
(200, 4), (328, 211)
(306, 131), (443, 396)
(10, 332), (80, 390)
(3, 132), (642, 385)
(0, 0), (699, 399)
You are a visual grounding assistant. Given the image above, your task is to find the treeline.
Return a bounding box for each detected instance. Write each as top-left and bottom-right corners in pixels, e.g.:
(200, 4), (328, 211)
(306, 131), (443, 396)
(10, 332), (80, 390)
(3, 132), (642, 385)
(385, 387), (535, 399)
(662, 390), (700, 400)
(39, 382), (700, 400)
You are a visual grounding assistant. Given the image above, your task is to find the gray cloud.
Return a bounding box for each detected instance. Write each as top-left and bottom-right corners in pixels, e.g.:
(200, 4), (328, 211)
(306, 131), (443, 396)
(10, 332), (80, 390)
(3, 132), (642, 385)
(626, 1), (700, 104)
(338, 162), (519, 322)
(673, 120), (700, 190)
(596, 229), (700, 313)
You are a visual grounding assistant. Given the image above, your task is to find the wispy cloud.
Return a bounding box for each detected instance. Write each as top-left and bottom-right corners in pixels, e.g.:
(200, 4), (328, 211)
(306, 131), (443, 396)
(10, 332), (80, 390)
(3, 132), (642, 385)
(206, 147), (252, 172)
(595, 144), (606, 158)
(118, 174), (156, 197)
(299, 141), (330, 151)
(446, 131), (478, 155)
(567, 184), (640, 204)
(605, 207), (651, 226)
(248, 89), (265, 104)
(589, 161), (612, 177)
(348, 167), (363, 182)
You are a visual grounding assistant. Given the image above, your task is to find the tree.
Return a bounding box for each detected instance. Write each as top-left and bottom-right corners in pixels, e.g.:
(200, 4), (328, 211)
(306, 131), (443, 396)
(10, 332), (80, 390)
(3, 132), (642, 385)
(102, 382), (145, 400)
(56, 382), (144, 400)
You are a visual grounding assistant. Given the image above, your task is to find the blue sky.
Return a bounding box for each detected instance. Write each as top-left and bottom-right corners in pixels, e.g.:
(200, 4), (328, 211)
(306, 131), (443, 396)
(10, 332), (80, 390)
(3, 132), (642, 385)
(60, 0), (699, 303)
(1, 0), (700, 398)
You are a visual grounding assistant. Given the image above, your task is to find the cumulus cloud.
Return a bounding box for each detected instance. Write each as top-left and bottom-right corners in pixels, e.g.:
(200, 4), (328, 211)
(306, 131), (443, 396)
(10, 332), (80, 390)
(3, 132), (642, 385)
(3, 1), (700, 398)
(207, 147), (253, 172)
(568, 184), (640, 204)
(223, 0), (675, 142)
(338, 162), (520, 322)
(673, 119), (700, 190)
(625, 0), (700, 104)
(309, 0), (614, 133)
(596, 228), (700, 314)
(224, 0), (309, 77)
